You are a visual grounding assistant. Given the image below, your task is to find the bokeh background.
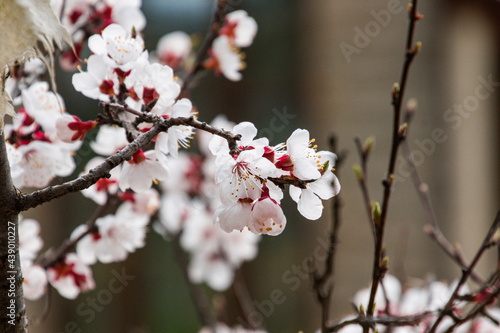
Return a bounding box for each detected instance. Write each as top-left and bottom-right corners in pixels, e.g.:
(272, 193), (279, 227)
(25, 0), (499, 332)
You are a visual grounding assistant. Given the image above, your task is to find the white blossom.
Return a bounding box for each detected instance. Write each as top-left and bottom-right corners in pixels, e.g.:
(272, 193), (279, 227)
(221, 10), (258, 48)
(72, 204), (149, 264)
(47, 253), (95, 299)
(156, 31), (192, 69)
(90, 125), (129, 156)
(22, 261), (48, 301)
(88, 23), (146, 72)
(208, 35), (243, 81)
(119, 149), (168, 193)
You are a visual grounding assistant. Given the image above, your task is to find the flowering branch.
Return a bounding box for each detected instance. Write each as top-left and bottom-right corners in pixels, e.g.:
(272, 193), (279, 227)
(446, 283), (500, 332)
(427, 211), (500, 333)
(365, 0), (421, 326)
(14, 110), (242, 212)
(37, 198), (114, 269)
(15, 122), (157, 212)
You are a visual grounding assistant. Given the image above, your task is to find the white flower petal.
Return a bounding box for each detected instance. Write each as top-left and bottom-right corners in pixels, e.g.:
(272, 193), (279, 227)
(297, 188), (323, 220)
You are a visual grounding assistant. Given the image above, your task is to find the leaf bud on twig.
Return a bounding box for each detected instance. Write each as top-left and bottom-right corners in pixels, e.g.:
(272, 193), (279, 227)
(363, 136), (376, 155)
(353, 164), (364, 182)
(372, 201), (381, 226)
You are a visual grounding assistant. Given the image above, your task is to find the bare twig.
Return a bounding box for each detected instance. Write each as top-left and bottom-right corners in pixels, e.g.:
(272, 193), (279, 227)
(327, 311), (433, 332)
(311, 134), (346, 333)
(354, 137), (376, 237)
(365, 1), (421, 328)
(401, 106), (486, 285)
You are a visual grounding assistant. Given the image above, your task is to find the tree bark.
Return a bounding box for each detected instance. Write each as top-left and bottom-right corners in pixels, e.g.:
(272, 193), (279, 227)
(0, 130), (27, 333)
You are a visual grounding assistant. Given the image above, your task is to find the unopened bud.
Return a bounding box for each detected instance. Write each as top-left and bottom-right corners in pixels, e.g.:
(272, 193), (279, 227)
(399, 122), (408, 139)
(363, 136), (376, 154)
(372, 201), (381, 226)
(413, 41), (422, 54)
(353, 164), (363, 182)
(406, 98), (417, 115)
(419, 183), (429, 194)
(381, 256), (389, 270)
(493, 229), (500, 242)
(392, 83), (400, 99)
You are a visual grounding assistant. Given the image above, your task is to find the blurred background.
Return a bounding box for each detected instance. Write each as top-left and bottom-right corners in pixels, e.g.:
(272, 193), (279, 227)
(25, 0), (499, 332)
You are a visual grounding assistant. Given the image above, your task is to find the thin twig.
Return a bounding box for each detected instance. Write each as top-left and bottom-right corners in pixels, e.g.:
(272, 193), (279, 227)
(401, 104), (486, 285)
(354, 137), (376, 237)
(327, 311), (433, 332)
(365, 1), (421, 328)
(311, 134), (346, 333)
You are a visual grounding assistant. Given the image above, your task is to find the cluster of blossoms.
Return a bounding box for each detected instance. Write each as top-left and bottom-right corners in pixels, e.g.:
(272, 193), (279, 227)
(5, 4), (340, 329)
(154, 116), (261, 291)
(4, 80), (81, 188)
(50, 0), (146, 71)
(204, 10), (258, 81)
(334, 274), (500, 333)
(18, 217), (47, 300)
(210, 122), (340, 235)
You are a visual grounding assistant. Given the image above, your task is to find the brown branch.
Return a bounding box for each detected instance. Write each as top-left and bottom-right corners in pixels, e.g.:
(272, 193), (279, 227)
(448, 282), (500, 331)
(365, 1), (421, 326)
(15, 122), (160, 212)
(15, 111), (242, 212)
(0, 129), (27, 333)
(327, 311), (433, 332)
